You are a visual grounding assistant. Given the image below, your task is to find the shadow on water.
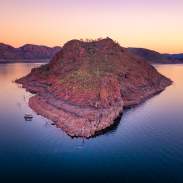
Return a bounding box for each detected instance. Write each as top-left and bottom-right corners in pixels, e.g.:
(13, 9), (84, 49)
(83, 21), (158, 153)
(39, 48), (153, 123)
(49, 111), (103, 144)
(91, 88), (172, 139)
(89, 112), (123, 139)
(55, 112), (124, 140)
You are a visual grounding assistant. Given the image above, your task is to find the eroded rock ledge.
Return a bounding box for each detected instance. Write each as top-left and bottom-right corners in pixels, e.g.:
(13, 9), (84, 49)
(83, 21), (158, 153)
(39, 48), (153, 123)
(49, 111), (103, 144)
(16, 38), (172, 138)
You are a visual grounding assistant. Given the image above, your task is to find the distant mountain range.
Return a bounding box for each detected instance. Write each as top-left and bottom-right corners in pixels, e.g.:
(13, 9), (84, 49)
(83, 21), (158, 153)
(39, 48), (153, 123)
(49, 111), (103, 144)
(127, 48), (183, 64)
(0, 42), (182, 64)
(163, 53), (183, 61)
(0, 43), (61, 63)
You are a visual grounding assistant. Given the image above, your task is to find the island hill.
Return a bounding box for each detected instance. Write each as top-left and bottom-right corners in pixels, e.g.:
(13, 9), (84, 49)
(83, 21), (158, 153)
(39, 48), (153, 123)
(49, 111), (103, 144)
(16, 38), (172, 138)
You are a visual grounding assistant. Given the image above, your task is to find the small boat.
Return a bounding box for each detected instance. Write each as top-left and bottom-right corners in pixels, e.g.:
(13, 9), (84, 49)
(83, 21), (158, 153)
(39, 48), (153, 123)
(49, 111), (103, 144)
(24, 114), (33, 121)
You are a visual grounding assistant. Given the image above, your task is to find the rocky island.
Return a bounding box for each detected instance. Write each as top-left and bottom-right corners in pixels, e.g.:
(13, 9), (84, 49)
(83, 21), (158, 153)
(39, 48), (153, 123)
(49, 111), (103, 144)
(16, 38), (172, 138)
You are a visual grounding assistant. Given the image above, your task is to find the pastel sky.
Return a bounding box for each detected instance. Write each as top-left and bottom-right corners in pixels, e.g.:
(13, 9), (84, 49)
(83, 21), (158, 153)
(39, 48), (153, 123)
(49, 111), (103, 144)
(1, 0), (183, 53)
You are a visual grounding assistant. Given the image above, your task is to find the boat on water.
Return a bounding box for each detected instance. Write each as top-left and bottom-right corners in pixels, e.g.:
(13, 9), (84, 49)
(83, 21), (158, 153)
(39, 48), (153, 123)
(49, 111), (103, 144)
(24, 114), (33, 121)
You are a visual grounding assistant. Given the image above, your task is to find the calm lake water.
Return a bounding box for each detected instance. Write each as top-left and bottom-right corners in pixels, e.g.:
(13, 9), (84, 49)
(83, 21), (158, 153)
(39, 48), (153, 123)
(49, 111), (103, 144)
(0, 63), (183, 182)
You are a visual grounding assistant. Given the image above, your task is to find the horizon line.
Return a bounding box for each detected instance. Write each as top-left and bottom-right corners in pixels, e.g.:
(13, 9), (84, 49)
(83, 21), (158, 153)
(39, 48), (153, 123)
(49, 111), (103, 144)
(1, 40), (182, 55)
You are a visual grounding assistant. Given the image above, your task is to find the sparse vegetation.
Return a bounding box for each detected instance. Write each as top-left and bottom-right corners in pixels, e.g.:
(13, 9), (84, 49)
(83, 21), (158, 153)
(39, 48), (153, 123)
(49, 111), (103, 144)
(60, 68), (100, 91)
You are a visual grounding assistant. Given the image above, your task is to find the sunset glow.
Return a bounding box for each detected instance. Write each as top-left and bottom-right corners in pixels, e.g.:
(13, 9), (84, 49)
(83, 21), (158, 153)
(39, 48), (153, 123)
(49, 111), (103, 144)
(1, 0), (183, 53)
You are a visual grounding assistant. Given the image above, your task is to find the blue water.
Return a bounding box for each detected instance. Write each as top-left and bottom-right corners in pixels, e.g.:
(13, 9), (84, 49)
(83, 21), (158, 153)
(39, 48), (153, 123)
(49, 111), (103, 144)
(0, 63), (183, 182)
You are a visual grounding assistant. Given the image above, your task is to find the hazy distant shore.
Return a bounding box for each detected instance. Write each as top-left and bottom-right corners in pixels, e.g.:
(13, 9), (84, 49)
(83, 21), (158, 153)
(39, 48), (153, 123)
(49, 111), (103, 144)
(0, 59), (49, 64)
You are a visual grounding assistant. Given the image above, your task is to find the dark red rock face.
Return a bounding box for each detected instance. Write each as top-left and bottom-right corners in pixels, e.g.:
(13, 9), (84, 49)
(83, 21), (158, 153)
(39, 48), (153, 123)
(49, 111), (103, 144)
(16, 38), (172, 137)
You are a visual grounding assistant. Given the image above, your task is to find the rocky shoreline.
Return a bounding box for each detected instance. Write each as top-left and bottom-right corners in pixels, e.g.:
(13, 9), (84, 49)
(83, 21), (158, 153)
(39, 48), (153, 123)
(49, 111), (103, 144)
(16, 38), (172, 137)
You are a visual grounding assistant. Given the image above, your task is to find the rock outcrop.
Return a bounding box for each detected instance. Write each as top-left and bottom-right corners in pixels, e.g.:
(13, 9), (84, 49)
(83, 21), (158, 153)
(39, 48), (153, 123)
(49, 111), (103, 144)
(16, 38), (172, 137)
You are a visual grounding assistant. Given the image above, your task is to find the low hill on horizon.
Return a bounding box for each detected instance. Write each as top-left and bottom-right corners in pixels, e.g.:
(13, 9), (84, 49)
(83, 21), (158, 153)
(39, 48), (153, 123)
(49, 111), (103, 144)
(0, 43), (61, 62)
(127, 47), (183, 64)
(163, 53), (183, 61)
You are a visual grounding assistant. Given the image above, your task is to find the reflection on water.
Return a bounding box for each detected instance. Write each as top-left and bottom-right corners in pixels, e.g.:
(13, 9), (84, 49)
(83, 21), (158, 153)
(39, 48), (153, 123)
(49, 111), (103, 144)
(0, 63), (183, 182)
